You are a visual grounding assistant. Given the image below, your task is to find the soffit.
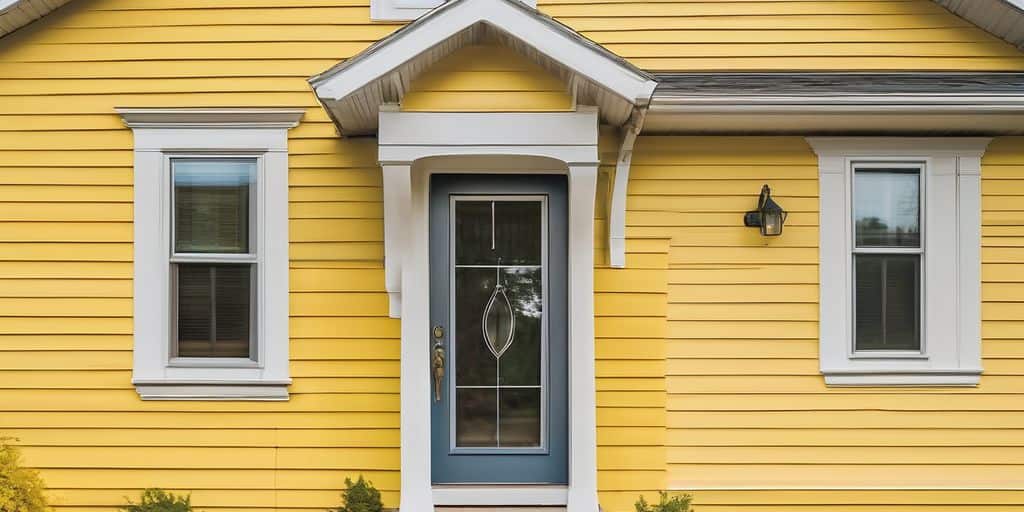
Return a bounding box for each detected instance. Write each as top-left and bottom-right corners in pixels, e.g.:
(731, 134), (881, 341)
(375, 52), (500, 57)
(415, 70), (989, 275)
(0, 0), (70, 38)
(934, 0), (1024, 51)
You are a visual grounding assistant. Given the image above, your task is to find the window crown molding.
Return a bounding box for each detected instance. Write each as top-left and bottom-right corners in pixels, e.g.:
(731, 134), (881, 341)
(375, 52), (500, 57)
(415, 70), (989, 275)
(807, 137), (992, 157)
(808, 137), (990, 387)
(116, 108), (305, 129)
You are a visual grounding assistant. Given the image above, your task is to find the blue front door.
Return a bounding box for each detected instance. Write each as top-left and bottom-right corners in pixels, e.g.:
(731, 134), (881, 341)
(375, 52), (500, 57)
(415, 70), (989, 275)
(429, 174), (568, 484)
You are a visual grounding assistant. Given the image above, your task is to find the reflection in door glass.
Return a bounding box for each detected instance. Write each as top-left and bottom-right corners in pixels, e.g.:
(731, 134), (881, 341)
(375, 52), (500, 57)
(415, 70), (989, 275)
(453, 199), (544, 449)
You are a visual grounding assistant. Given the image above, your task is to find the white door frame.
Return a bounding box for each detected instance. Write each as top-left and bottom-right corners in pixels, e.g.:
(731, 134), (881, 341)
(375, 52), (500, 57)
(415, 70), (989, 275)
(377, 107), (601, 512)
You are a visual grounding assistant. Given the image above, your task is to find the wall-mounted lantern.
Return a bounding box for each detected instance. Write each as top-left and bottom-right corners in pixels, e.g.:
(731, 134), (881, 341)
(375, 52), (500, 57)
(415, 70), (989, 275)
(744, 184), (787, 236)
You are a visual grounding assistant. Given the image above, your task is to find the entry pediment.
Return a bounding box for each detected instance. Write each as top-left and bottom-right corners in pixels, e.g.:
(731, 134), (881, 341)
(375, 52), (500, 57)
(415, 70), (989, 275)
(308, 0), (657, 135)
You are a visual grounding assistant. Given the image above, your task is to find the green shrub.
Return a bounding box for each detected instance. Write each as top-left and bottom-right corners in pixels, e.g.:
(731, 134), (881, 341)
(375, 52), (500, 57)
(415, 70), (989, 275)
(332, 476), (383, 512)
(0, 437), (49, 512)
(120, 489), (192, 512)
(635, 491), (693, 512)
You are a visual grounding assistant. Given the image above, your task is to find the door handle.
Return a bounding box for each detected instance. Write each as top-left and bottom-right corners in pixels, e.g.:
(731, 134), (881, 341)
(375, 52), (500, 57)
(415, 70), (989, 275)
(431, 325), (446, 402)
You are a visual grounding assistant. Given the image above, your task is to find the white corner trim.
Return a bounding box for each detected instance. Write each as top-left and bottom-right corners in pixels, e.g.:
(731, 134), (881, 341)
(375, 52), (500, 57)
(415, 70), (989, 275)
(807, 137), (990, 387)
(312, 0), (655, 104)
(432, 486), (568, 506)
(381, 109), (600, 512)
(120, 108), (297, 400)
(608, 107), (647, 268)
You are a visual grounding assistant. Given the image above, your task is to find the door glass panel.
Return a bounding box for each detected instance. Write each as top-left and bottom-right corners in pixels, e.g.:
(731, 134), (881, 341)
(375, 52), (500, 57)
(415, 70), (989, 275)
(454, 268), (497, 386)
(494, 201), (542, 265)
(499, 388), (541, 447)
(498, 268), (542, 386)
(455, 201), (494, 265)
(455, 200), (543, 265)
(452, 198), (544, 449)
(456, 388), (497, 447)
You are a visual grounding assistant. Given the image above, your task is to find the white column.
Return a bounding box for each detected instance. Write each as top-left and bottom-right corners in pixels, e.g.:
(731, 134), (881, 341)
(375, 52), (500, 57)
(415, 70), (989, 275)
(566, 163), (600, 512)
(398, 166), (434, 512)
(383, 164), (412, 318)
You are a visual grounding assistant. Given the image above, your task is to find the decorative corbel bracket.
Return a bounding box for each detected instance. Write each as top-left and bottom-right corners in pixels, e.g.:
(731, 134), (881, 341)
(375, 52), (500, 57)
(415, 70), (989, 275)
(608, 106), (648, 268)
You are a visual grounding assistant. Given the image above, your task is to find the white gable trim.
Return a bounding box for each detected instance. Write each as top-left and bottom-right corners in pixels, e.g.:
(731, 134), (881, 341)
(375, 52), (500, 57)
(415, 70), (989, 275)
(309, 0), (655, 134)
(312, 0), (654, 103)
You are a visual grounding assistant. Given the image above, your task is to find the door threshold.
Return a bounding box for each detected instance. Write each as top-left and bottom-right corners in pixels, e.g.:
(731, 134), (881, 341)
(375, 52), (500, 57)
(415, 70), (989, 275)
(432, 484), (568, 506)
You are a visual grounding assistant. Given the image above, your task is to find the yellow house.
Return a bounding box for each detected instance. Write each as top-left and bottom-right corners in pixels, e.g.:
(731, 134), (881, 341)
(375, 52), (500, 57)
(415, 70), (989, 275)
(1, 0), (1023, 510)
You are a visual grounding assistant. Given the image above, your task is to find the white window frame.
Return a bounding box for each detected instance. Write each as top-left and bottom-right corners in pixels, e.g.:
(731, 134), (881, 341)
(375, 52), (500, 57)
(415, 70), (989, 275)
(118, 108), (303, 400)
(807, 138), (990, 386)
(370, 0), (535, 22)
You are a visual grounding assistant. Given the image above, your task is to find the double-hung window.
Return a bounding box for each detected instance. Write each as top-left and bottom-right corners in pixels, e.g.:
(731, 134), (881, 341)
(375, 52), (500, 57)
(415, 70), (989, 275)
(852, 164), (923, 353)
(119, 108), (301, 400)
(171, 158), (258, 361)
(809, 138), (989, 386)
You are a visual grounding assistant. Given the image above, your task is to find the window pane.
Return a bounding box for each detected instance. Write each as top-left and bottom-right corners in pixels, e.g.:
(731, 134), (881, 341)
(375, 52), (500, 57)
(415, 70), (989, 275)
(176, 263), (253, 358)
(854, 168), (920, 248)
(454, 200), (543, 265)
(499, 388), (541, 447)
(174, 159), (255, 254)
(855, 254), (921, 351)
(456, 388), (497, 447)
(498, 267), (542, 386)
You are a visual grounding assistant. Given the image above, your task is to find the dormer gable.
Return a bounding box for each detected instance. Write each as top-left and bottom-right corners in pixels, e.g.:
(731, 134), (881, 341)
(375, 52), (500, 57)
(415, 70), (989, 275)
(309, 0), (657, 136)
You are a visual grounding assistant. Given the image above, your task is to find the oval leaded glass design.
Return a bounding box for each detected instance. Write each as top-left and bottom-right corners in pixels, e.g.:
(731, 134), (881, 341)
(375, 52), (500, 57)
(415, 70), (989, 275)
(482, 283), (515, 359)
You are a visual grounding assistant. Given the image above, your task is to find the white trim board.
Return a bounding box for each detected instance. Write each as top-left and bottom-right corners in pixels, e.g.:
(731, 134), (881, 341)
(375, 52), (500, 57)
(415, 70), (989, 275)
(119, 108), (302, 400)
(807, 137), (989, 387)
(379, 108), (601, 512)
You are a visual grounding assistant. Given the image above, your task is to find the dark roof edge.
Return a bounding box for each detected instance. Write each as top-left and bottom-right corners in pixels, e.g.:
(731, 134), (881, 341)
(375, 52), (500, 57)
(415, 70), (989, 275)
(651, 72), (1024, 99)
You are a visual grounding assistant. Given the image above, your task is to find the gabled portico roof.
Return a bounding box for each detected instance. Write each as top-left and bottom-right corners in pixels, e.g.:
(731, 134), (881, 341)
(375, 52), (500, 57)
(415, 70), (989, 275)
(308, 0), (657, 135)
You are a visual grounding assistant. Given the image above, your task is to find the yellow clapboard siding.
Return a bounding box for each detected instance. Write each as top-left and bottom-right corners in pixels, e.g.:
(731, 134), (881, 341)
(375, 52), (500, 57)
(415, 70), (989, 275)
(0, 0), (1020, 508)
(402, 45), (573, 112)
(666, 393), (1024, 412)
(7, 428), (399, 447)
(629, 136), (1024, 503)
(670, 464), (1024, 489)
(668, 428), (1024, 447)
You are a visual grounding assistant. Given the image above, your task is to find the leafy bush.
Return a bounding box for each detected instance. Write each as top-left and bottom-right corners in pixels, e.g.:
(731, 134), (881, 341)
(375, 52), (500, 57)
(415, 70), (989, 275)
(121, 489), (192, 512)
(332, 476), (382, 512)
(0, 437), (49, 512)
(635, 491), (693, 512)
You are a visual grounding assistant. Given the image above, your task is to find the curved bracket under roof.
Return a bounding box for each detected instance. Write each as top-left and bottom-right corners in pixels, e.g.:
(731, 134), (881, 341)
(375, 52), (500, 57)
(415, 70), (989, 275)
(308, 0), (657, 136)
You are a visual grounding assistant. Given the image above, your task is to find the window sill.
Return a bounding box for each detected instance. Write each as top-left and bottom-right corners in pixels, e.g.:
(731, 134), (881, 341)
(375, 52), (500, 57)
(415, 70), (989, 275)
(133, 379), (291, 400)
(822, 368), (981, 387)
